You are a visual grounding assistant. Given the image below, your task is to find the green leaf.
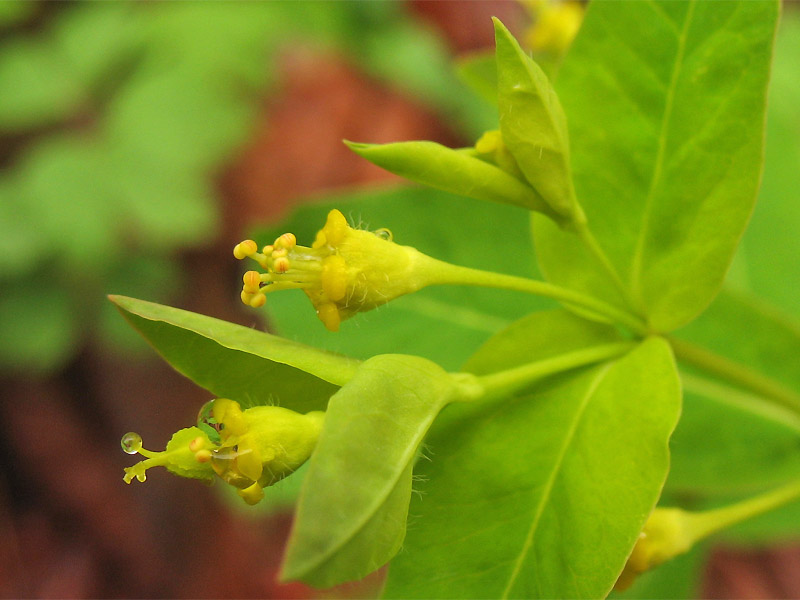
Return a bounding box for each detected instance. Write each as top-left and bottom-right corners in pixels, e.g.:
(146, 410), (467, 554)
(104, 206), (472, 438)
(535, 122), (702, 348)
(0, 1), (34, 28)
(666, 288), (800, 495)
(260, 186), (548, 371)
(494, 18), (580, 221)
(345, 141), (554, 216)
(281, 354), (460, 588)
(533, 0), (779, 331)
(0, 37), (85, 131)
(384, 336), (682, 599)
(0, 280), (79, 374)
(109, 295), (358, 413)
(667, 373), (800, 495)
(729, 12), (800, 317)
(676, 288), (800, 394)
(14, 135), (117, 271)
(455, 51), (497, 107)
(463, 308), (624, 374)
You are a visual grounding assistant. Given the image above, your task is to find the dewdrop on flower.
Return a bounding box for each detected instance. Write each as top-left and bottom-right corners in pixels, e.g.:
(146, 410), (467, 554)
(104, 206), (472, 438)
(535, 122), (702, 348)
(122, 399), (325, 505)
(233, 209), (453, 332)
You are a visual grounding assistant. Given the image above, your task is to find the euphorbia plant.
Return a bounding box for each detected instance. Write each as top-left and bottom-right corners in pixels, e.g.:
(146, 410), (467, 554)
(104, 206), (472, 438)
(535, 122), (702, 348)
(115, 3), (800, 598)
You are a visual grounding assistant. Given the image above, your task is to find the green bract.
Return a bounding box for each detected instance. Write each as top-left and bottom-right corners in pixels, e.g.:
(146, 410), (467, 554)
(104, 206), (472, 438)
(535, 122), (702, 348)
(114, 5), (799, 599)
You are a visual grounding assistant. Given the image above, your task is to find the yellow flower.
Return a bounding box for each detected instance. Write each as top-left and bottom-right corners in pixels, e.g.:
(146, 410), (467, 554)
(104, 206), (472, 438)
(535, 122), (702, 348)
(234, 209), (450, 332)
(122, 399), (325, 505)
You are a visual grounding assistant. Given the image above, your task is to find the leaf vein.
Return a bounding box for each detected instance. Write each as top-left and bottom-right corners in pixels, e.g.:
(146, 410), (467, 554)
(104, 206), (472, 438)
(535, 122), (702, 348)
(499, 364), (612, 598)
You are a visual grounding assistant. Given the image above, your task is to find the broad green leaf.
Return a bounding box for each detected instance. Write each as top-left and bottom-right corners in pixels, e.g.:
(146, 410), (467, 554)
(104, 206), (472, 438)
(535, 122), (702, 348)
(0, 1), (34, 27)
(533, 0), (779, 331)
(384, 337), (681, 599)
(345, 141), (555, 216)
(463, 307), (624, 374)
(0, 38), (85, 131)
(260, 186), (548, 371)
(281, 355), (461, 588)
(676, 288), (800, 394)
(456, 51), (497, 107)
(494, 18), (580, 221)
(15, 135), (117, 271)
(110, 295), (358, 413)
(667, 373), (800, 495)
(666, 288), (800, 496)
(729, 13), (800, 318)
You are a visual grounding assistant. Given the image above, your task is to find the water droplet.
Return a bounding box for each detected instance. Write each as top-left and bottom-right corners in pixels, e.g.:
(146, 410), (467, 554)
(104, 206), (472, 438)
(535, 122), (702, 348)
(197, 400), (216, 428)
(121, 432), (142, 454)
(374, 227), (393, 242)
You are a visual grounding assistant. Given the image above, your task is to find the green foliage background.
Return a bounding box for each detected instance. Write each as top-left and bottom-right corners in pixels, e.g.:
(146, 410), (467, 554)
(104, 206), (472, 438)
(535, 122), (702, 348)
(0, 0), (488, 374)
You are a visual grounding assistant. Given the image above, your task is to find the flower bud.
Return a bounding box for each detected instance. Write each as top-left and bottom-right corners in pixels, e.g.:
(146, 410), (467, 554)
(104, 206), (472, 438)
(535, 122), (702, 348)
(615, 508), (693, 591)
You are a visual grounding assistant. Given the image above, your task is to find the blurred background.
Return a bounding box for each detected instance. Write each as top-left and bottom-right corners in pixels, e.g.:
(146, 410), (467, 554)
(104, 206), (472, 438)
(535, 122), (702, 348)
(0, 1), (797, 598)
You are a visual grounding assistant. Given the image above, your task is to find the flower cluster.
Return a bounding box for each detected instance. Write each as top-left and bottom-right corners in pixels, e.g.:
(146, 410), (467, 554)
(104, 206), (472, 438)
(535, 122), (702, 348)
(234, 209), (444, 331)
(122, 399), (325, 505)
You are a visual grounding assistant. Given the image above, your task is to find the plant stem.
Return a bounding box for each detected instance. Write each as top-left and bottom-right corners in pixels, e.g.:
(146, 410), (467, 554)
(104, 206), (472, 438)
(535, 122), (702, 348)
(430, 261), (649, 336)
(669, 336), (800, 416)
(686, 479), (800, 545)
(476, 342), (636, 401)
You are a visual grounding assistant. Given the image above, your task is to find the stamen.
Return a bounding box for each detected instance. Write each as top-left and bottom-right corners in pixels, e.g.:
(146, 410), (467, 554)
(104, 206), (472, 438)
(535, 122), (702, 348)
(233, 240), (258, 260)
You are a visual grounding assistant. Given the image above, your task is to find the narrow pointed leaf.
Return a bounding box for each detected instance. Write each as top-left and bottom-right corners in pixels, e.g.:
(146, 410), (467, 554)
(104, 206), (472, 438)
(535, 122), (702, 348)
(345, 140), (556, 216)
(110, 295), (358, 412)
(494, 18), (580, 221)
(533, 0), (779, 331)
(384, 337), (681, 599)
(281, 354), (462, 588)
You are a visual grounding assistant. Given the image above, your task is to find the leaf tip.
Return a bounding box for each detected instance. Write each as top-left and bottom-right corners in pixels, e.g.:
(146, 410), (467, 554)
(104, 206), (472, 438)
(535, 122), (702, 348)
(343, 139), (373, 154)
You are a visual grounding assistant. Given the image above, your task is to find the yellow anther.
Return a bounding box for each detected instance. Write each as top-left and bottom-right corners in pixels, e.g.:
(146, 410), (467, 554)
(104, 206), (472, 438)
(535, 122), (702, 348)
(273, 256), (290, 273)
(271, 247), (288, 260)
(249, 293), (266, 308)
(275, 232), (297, 249)
(317, 302), (341, 332)
(321, 255), (347, 302)
(194, 449), (212, 463)
(243, 270), (262, 294)
(233, 240), (258, 260)
(262, 244), (274, 255)
(189, 436), (207, 453)
(241, 290), (253, 305)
